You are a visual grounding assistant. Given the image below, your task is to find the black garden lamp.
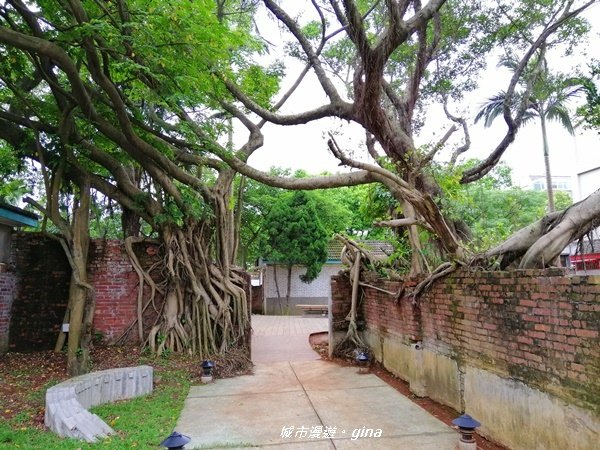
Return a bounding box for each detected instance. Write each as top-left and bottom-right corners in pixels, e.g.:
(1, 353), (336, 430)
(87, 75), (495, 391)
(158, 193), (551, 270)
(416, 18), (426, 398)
(356, 351), (369, 374)
(160, 431), (191, 449)
(452, 414), (481, 446)
(201, 359), (215, 383)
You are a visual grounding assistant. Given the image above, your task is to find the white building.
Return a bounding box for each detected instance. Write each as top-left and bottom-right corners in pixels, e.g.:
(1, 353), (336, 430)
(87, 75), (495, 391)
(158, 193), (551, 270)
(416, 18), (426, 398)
(259, 240), (392, 315)
(527, 175), (573, 197)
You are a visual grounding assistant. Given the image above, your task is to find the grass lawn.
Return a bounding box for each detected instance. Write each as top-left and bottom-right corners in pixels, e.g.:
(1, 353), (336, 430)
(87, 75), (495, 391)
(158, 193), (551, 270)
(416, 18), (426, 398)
(0, 368), (189, 449)
(0, 346), (247, 449)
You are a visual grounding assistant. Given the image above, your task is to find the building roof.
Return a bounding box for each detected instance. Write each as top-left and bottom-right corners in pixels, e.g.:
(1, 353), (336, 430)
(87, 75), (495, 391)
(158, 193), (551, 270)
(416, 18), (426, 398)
(326, 239), (394, 262)
(260, 239), (394, 265)
(0, 202), (39, 228)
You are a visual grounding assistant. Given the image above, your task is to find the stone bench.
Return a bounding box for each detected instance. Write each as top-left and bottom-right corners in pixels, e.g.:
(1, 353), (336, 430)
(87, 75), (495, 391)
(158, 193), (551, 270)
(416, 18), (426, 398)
(45, 365), (153, 442)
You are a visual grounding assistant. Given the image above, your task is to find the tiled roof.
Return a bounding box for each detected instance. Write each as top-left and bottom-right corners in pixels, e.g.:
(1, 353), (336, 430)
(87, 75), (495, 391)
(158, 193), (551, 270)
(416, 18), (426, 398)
(327, 239), (393, 261)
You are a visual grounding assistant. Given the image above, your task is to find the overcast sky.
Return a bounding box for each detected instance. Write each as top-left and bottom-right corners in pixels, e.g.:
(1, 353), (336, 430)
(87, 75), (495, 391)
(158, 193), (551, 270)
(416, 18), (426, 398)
(235, 2), (600, 199)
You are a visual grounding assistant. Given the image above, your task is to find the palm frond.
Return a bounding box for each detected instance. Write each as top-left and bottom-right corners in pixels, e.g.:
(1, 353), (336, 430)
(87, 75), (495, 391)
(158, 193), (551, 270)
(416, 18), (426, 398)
(553, 85), (584, 104)
(496, 55), (519, 72)
(545, 103), (575, 135)
(519, 110), (539, 129)
(474, 92), (508, 127)
(475, 90), (539, 127)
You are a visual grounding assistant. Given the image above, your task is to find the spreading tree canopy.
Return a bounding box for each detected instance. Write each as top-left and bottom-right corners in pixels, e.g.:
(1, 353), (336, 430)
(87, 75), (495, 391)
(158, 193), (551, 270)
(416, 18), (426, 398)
(217, 0), (597, 273)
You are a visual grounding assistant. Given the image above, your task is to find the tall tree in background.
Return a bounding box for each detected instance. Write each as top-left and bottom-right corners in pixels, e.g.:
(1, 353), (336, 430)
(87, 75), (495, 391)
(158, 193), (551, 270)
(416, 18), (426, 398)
(262, 191), (328, 312)
(475, 53), (581, 212)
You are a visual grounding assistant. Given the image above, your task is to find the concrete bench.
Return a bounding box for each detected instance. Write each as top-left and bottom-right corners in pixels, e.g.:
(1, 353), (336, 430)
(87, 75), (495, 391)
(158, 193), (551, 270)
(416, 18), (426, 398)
(45, 365), (153, 442)
(297, 304), (328, 315)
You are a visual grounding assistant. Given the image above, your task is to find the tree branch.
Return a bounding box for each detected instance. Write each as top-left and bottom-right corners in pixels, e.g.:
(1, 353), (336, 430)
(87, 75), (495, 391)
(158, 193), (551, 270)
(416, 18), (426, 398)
(461, 0), (596, 183)
(264, 0), (343, 103)
(374, 217), (434, 232)
(223, 78), (352, 125)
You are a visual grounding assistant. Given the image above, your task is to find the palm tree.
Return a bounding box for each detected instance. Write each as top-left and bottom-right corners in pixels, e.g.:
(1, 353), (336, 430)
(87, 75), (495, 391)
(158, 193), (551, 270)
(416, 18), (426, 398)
(475, 55), (581, 212)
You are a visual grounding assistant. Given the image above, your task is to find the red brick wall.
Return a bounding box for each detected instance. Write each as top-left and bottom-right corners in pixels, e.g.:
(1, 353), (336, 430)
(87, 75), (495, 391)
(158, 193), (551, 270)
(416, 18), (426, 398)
(333, 269), (600, 413)
(362, 279), (421, 342)
(420, 269), (599, 410)
(88, 239), (161, 343)
(331, 274), (353, 332)
(7, 234), (161, 348)
(8, 234), (251, 349)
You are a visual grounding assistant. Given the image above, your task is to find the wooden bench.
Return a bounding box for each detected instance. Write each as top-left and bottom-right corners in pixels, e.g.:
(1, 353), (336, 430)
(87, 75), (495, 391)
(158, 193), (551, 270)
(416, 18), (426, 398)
(297, 304), (328, 315)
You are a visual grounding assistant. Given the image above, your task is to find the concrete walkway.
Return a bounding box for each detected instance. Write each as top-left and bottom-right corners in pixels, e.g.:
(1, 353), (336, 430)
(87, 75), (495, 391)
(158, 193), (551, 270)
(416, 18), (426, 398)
(175, 316), (458, 449)
(251, 315), (328, 363)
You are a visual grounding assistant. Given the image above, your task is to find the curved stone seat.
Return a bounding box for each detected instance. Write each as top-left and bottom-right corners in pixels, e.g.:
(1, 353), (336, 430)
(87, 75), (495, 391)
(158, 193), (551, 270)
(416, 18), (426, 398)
(45, 365), (153, 442)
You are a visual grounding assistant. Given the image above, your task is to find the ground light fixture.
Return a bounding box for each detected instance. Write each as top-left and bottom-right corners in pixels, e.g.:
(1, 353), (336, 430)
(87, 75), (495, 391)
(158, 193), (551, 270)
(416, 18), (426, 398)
(201, 359), (215, 383)
(452, 414), (481, 450)
(356, 351), (369, 374)
(160, 431), (191, 449)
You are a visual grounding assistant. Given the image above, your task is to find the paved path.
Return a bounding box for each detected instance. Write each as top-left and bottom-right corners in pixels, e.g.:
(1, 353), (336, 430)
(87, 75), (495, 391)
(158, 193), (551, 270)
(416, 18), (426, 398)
(176, 361), (457, 449)
(251, 315), (328, 363)
(251, 315), (329, 337)
(175, 315), (458, 449)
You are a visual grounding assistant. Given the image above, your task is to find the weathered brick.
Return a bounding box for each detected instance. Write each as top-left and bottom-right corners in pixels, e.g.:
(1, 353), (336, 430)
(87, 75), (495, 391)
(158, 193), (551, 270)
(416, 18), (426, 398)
(575, 328), (599, 338)
(337, 267), (599, 400)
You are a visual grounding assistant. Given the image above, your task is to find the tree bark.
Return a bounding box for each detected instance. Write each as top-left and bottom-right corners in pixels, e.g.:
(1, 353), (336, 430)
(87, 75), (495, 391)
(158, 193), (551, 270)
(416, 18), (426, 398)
(402, 201), (424, 276)
(481, 189), (600, 269)
(519, 189), (600, 268)
(66, 179), (92, 376)
(121, 207), (141, 238)
(232, 175), (245, 266)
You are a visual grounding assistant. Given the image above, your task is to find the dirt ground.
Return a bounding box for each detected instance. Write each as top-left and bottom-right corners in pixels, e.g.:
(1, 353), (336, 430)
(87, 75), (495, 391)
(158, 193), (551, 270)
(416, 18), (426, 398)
(0, 345), (250, 430)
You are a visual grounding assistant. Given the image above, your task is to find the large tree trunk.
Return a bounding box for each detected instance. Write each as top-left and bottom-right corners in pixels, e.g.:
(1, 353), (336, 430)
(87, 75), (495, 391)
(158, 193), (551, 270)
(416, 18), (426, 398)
(121, 207), (141, 238)
(120, 165), (142, 238)
(402, 201), (424, 276)
(128, 175), (250, 357)
(273, 263), (283, 314)
(484, 189), (600, 269)
(66, 180), (93, 376)
(232, 175), (245, 266)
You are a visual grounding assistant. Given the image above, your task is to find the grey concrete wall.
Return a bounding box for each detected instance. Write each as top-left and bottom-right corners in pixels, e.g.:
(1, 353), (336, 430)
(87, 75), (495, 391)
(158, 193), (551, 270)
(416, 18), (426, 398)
(362, 328), (599, 450)
(264, 264), (342, 300)
(363, 330), (461, 409)
(465, 367), (599, 450)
